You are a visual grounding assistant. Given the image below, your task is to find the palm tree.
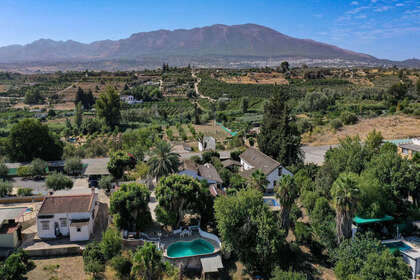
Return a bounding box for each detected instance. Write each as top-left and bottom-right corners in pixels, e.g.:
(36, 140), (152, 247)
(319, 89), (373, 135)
(148, 141), (180, 181)
(250, 169), (268, 192)
(275, 175), (299, 233)
(331, 172), (359, 244)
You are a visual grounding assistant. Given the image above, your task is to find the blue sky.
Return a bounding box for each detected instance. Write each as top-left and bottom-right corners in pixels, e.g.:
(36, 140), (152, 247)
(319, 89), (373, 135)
(0, 0), (419, 60)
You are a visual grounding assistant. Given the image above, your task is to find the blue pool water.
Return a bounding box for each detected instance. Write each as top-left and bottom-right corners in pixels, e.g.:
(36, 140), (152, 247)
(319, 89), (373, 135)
(167, 239), (214, 258)
(383, 241), (412, 253)
(264, 198), (280, 207)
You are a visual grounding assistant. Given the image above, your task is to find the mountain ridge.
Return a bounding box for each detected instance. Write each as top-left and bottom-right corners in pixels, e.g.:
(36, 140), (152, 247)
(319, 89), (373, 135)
(0, 24), (418, 71)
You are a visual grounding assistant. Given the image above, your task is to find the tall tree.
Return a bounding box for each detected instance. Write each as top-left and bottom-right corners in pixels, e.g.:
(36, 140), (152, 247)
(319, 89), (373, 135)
(8, 118), (63, 162)
(275, 175), (299, 233)
(147, 142), (180, 180)
(331, 172), (359, 243)
(257, 91), (302, 166)
(83, 242), (105, 279)
(280, 61), (290, 73)
(74, 102), (83, 130)
(110, 182), (151, 231)
(131, 242), (171, 280)
(241, 97), (249, 113)
(214, 187), (287, 277)
(107, 151), (136, 179)
(95, 87), (121, 128)
(0, 249), (35, 280)
(155, 174), (202, 228)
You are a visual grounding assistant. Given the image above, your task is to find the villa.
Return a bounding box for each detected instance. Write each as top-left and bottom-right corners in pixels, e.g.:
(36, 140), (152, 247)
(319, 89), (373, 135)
(179, 161), (224, 196)
(37, 192), (97, 241)
(239, 148), (293, 192)
(398, 138), (420, 159)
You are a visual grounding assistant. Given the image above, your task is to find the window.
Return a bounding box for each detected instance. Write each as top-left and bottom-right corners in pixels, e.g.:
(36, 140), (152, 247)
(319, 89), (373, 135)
(59, 218), (67, 227)
(77, 227), (81, 232)
(41, 221), (49, 230)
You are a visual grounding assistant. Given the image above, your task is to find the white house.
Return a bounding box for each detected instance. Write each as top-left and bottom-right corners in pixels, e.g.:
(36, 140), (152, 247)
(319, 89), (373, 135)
(37, 192), (97, 241)
(120, 95), (143, 105)
(239, 148), (292, 192)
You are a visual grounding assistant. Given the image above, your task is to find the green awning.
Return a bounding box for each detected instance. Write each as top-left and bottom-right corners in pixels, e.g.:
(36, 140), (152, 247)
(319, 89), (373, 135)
(353, 215), (394, 225)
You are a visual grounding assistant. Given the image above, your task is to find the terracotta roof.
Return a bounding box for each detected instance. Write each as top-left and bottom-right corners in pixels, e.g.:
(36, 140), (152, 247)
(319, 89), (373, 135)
(198, 163), (223, 184)
(239, 148), (281, 175)
(38, 194), (95, 215)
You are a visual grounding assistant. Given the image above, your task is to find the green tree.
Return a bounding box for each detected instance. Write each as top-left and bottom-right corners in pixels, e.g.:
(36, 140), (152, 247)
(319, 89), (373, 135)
(95, 87), (121, 128)
(249, 169), (269, 192)
(64, 157), (83, 176)
(214, 187), (286, 277)
(45, 172), (73, 191)
(131, 242), (167, 280)
(24, 88), (43, 104)
(98, 175), (113, 192)
(74, 102), (83, 130)
(257, 91), (302, 166)
(17, 188), (33, 196)
(275, 175), (299, 233)
(100, 228), (122, 261)
(30, 158), (47, 177)
(242, 97), (249, 113)
(387, 82), (408, 105)
(359, 250), (411, 280)
(107, 151), (136, 179)
(17, 166), (32, 178)
(110, 182), (151, 231)
(280, 61), (290, 73)
(0, 181), (12, 197)
(111, 255), (132, 280)
(0, 161), (8, 179)
(331, 172), (359, 243)
(0, 249), (35, 280)
(155, 174), (202, 227)
(83, 242), (105, 279)
(8, 119), (63, 162)
(147, 142), (180, 180)
(416, 79), (420, 96)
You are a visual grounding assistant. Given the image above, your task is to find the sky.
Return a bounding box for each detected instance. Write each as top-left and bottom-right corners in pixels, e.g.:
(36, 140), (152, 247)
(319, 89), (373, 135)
(0, 0), (419, 61)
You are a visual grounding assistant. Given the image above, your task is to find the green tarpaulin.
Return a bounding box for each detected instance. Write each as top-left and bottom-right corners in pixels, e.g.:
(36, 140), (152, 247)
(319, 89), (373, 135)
(353, 215), (394, 225)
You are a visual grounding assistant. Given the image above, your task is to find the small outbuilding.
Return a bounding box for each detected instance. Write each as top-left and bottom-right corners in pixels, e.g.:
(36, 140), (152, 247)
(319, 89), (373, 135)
(0, 207), (26, 255)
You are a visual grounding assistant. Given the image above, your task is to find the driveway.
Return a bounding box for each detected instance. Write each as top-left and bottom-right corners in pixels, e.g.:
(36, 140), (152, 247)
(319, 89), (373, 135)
(302, 145), (337, 165)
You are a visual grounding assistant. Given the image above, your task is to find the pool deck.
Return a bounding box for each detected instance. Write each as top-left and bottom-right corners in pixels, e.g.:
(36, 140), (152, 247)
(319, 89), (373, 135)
(383, 238), (420, 259)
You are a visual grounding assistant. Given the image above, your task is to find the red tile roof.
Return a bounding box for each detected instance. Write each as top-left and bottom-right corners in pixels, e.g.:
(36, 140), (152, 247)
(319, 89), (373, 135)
(38, 194), (95, 215)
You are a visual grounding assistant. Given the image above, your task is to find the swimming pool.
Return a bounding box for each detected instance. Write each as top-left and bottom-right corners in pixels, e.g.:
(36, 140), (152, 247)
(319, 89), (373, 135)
(264, 198), (280, 207)
(383, 241), (412, 253)
(167, 239), (214, 258)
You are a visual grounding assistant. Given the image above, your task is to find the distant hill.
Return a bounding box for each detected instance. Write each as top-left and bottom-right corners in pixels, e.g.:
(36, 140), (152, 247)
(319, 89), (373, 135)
(0, 24), (418, 71)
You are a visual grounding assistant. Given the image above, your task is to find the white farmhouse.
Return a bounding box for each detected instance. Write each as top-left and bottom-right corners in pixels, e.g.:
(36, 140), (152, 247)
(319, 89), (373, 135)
(37, 192), (97, 241)
(198, 136), (216, 152)
(239, 148), (292, 192)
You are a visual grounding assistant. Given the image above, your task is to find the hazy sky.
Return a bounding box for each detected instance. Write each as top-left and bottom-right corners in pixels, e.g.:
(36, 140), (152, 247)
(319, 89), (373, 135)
(1, 0), (419, 60)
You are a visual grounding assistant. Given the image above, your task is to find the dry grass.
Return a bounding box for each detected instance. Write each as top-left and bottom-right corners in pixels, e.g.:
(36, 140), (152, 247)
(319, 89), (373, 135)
(13, 101), (76, 111)
(303, 115), (420, 146)
(26, 256), (88, 280)
(221, 72), (289, 85)
(194, 122), (230, 141)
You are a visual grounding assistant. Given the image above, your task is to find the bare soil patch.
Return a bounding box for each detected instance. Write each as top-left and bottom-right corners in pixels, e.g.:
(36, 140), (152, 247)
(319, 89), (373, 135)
(194, 122), (230, 141)
(303, 115), (420, 146)
(221, 72), (289, 85)
(26, 255), (88, 280)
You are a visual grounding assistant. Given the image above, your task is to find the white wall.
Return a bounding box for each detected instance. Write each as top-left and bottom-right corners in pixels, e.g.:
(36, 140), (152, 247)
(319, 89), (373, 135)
(69, 224), (90, 241)
(240, 158), (254, 171)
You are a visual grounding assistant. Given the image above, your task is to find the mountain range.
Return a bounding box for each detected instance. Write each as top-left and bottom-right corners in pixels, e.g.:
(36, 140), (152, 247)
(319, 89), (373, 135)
(0, 24), (418, 72)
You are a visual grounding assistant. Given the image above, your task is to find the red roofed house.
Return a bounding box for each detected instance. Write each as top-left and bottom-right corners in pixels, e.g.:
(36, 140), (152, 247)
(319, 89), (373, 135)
(37, 192), (97, 241)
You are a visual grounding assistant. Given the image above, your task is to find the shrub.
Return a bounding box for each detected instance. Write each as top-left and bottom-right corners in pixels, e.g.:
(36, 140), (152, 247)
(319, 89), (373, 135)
(110, 255), (132, 280)
(30, 158), (47, 177)
(64, 157), (83, 176)
(294, 222), (312, 244)
(330, 119), (343, 130)
(45, 172), (73, 191)
(0, 181), (12, 197)
(17, 166), (32, 178)
(17, 188), (33, 196)
(340, 111), (358, 125)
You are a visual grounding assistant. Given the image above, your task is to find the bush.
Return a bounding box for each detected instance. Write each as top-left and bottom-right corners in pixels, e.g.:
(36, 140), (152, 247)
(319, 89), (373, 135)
(110, 255), (132, 280)
(30, 158), (48, 178)
(270, 267), (307, 280)
(100, 228), (122, 261)
(294, 222), (312, 245)
(64, 157), (83, 176)
(0, 162), (8, 179)
(45, 172), (73, 191)
(17, 166), (32, 178)
(340, 111), (358, 125)
(98, 175), (113, 191)
(0, 181), (12, 197)
(17, 188), (33, 196)
(330, 119), (343, 130)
